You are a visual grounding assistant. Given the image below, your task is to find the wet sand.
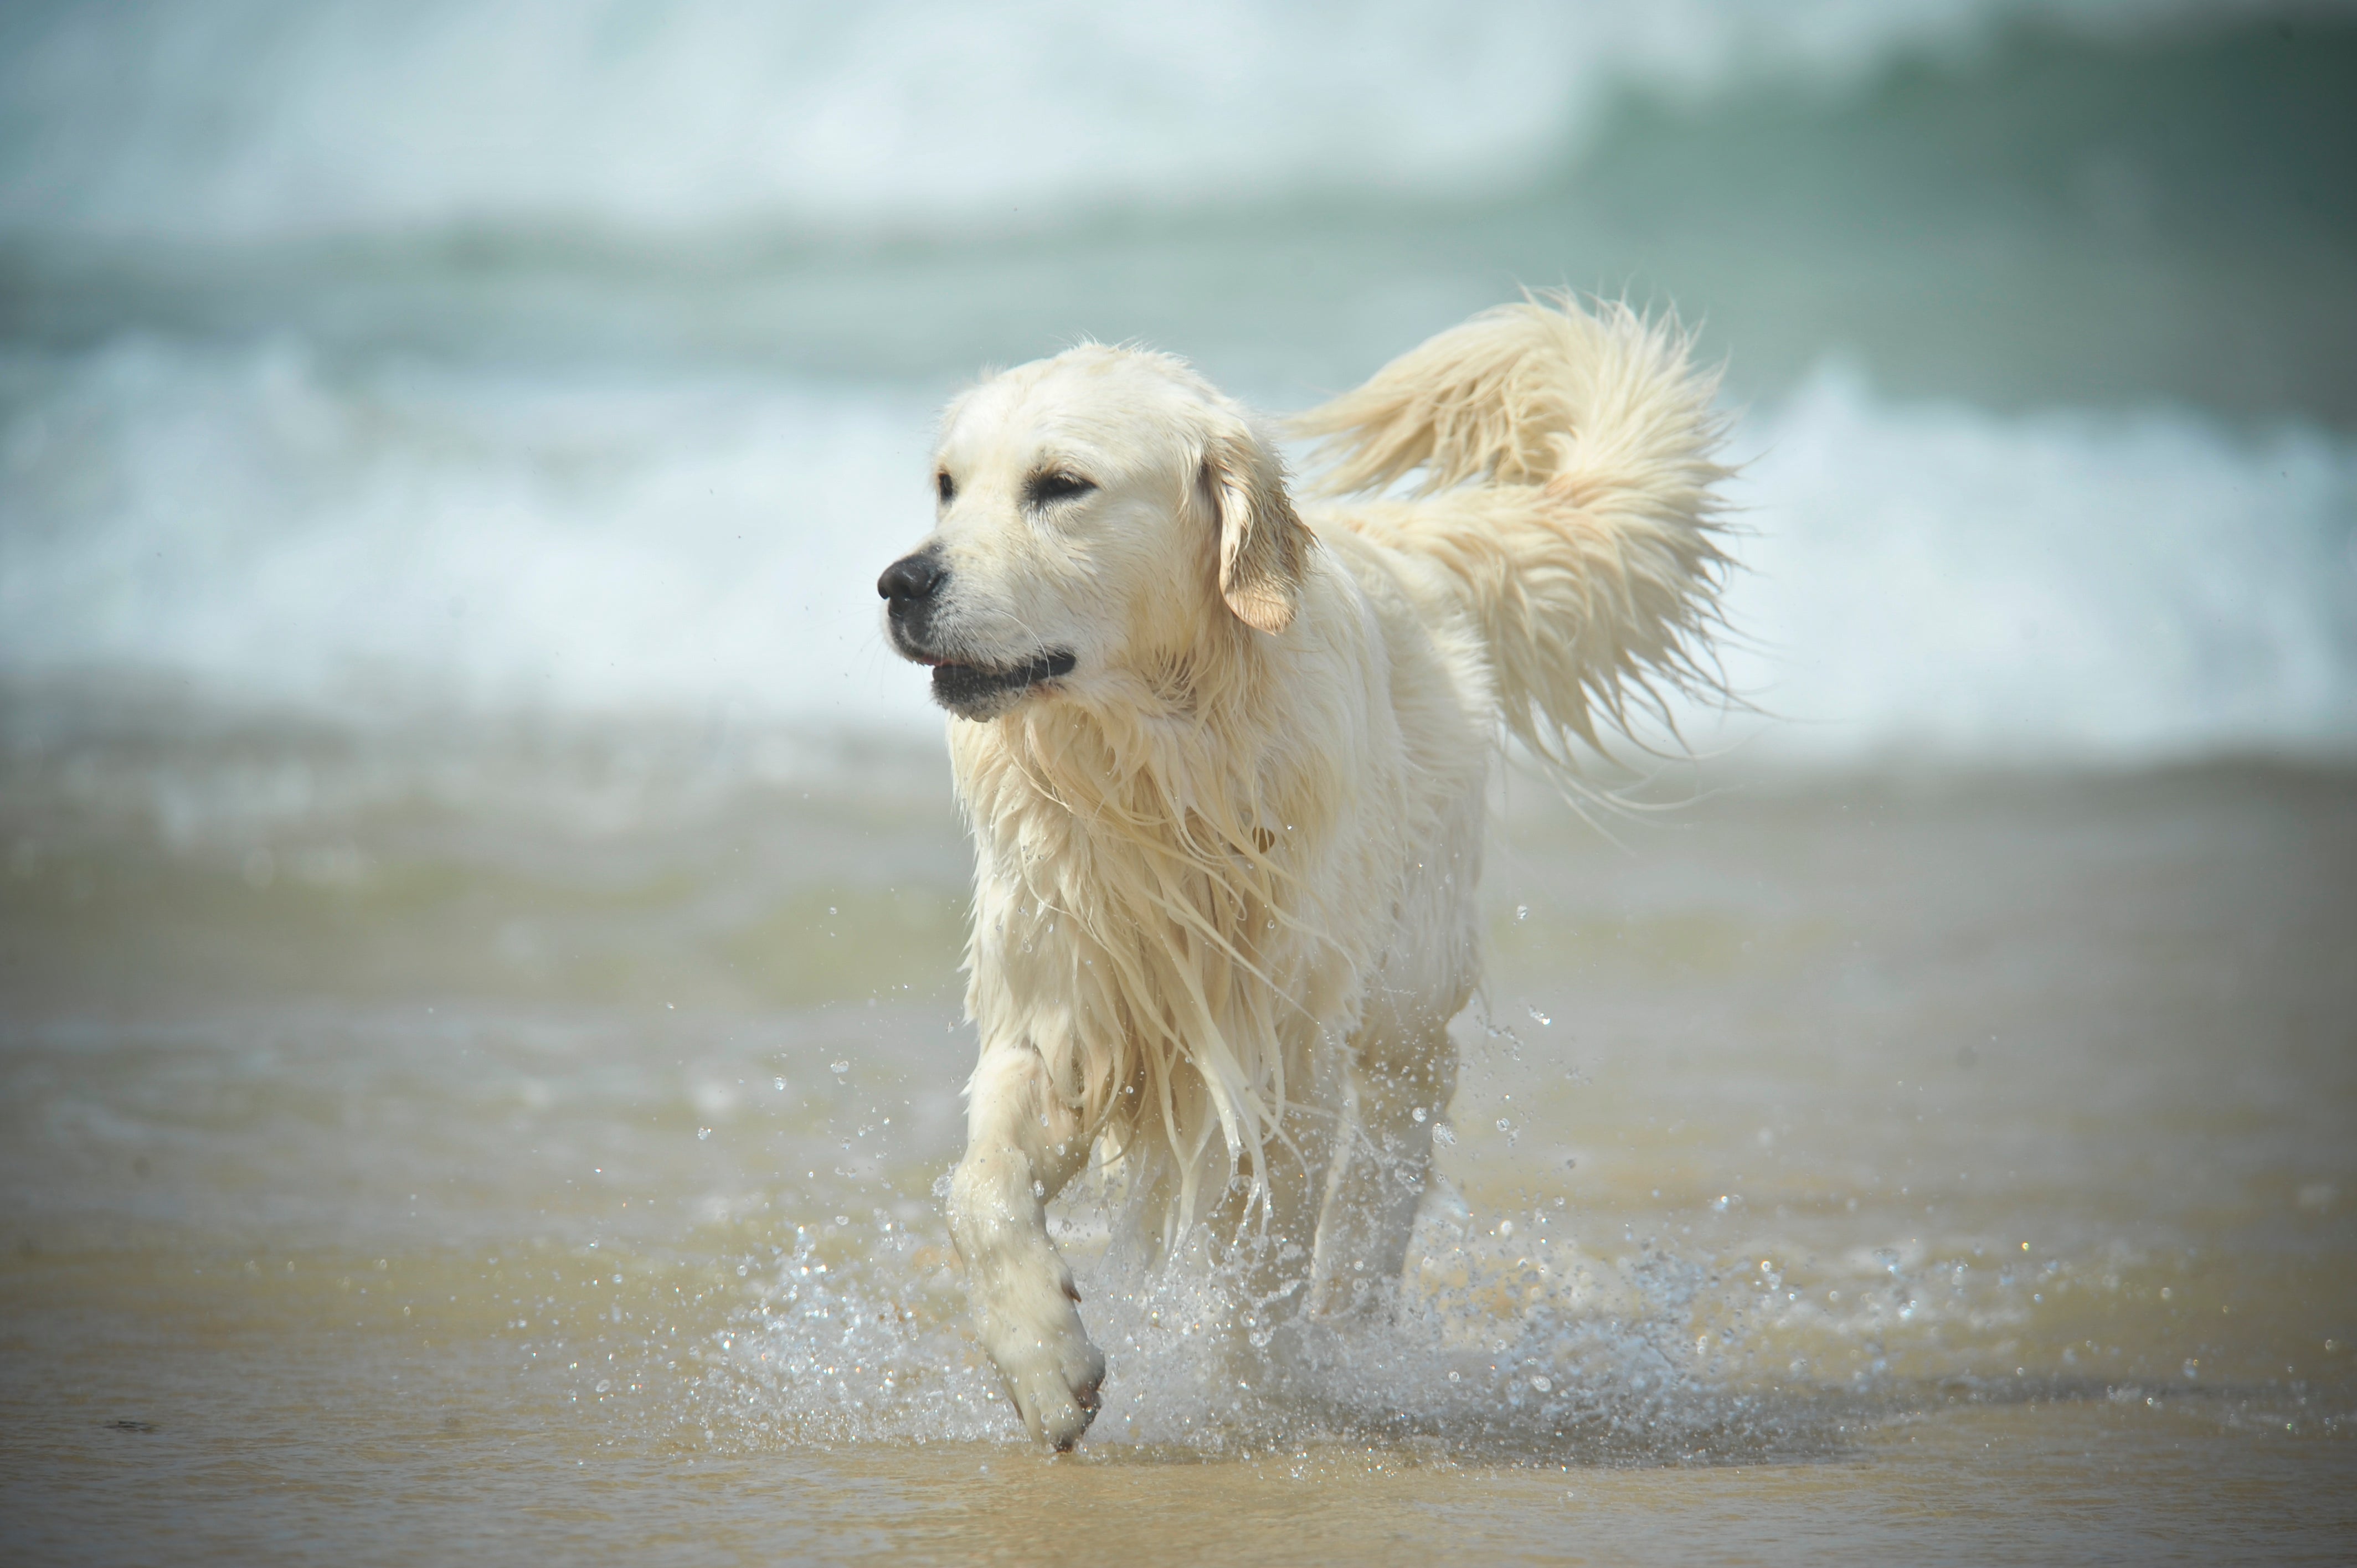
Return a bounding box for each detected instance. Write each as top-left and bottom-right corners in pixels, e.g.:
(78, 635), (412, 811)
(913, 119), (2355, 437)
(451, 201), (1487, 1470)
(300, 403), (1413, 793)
(2, 724), (2352, 1564)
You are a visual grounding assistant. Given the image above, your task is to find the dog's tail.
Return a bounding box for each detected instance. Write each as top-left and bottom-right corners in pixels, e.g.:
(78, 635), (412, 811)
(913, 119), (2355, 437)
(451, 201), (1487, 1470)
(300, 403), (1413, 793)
(1289, 293), (1733, 766)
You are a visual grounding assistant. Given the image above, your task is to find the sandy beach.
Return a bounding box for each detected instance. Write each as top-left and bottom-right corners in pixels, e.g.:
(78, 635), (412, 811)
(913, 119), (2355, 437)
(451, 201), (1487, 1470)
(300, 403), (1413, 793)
(3, 721), (2350, 1564)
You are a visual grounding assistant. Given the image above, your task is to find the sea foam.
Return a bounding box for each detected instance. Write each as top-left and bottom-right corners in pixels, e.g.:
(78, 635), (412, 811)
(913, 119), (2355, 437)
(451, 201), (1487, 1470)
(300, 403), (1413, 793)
(1709, 363), (2357, 766)
(6, 337), (2350, 767)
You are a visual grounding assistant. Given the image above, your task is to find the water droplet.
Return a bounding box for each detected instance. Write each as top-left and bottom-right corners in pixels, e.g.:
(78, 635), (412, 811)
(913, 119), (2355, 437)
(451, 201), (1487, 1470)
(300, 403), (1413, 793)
(1530, 1374), (1552, 1394)
(1412, 1107), (1427, 1123)
(1527, 1006), (1550, 1026)
(696, 1127), (712, 1141)
(594, 1379), (612, 1394)
(1515, 904), (1529, 922)
(773, 1077), (786, 1092)
(830, 1061), (850, 1075)
(1433, 1124), (1457, 1147)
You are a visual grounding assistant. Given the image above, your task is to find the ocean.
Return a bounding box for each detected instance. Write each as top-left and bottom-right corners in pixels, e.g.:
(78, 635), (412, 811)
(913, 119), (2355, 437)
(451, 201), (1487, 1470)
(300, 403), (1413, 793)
(1, 2), (2353, 1562)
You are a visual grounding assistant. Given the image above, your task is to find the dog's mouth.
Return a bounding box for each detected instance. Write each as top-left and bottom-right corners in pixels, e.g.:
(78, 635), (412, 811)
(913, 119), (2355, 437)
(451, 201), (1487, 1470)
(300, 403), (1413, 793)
(913, 649), (1078, 714)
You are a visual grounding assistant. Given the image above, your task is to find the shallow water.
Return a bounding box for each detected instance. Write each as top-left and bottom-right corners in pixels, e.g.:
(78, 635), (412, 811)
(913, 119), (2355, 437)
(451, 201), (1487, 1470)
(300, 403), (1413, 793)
(3, 721), (2351, 1563)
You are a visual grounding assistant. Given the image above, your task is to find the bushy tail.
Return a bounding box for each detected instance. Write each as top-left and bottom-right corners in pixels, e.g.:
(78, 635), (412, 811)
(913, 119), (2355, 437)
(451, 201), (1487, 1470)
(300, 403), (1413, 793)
(1289, 293), (1733, 767)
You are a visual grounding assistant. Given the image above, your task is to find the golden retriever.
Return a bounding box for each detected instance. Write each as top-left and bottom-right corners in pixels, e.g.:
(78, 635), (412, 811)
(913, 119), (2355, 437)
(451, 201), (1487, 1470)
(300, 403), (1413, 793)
(878, 295), (1729, 1447)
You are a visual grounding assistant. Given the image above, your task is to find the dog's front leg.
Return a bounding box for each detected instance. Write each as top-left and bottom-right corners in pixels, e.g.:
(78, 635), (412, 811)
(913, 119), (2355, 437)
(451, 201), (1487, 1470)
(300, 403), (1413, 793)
(946, 1043), (1105, 1450)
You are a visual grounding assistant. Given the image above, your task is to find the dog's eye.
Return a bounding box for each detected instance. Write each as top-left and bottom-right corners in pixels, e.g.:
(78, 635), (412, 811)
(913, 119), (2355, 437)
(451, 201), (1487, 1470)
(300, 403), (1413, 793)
(1025, 471), (1097, 508)
(936, 471), (955, 505)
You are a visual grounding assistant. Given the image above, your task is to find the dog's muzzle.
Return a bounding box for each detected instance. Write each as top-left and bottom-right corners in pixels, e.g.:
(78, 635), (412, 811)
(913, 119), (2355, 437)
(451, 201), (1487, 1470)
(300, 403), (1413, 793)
(878, 549), (1077, 716)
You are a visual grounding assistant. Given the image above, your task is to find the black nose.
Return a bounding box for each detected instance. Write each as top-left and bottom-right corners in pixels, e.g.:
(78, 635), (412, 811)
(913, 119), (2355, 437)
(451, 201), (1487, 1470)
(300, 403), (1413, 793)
(878, 553), (944, 602)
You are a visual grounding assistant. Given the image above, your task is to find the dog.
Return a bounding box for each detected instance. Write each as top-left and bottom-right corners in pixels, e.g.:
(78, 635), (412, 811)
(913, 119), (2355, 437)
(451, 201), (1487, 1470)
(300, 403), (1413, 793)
(878, 295), (1729, 1448)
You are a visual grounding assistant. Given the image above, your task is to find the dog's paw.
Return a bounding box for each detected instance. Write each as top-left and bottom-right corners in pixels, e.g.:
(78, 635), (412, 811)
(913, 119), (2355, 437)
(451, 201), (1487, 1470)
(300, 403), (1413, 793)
(982, 1303), (1106, 1450)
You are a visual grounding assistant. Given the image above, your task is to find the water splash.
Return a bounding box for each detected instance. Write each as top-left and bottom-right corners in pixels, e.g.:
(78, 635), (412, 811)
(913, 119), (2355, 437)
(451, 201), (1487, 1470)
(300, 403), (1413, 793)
(679, 1191), (1986, 1464)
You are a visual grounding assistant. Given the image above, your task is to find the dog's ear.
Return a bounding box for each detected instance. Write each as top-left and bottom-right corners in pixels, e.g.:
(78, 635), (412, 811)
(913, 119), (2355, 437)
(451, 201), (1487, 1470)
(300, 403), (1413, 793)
(1202, 427), (1310, 635)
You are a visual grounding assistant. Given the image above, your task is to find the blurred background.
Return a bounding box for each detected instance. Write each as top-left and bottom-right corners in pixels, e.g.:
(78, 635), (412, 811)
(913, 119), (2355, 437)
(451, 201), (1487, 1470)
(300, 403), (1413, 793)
(2, 0), (2353, 763)
(2, 3), (2354, 1560)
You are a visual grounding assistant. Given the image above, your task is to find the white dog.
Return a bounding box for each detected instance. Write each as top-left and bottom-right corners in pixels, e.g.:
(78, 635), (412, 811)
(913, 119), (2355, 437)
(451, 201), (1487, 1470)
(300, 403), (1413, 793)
(879, 295), (1728, 1448)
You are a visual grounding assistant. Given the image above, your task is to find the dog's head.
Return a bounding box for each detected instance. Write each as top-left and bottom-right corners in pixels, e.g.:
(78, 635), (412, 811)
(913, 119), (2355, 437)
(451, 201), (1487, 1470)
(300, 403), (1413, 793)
(879, 345), (1311, 721)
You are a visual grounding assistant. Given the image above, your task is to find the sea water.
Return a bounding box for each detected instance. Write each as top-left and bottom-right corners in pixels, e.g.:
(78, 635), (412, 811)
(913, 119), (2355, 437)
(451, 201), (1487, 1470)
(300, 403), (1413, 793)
(2, 2), (2354, 1561)
(3, 738), (2351, 1562)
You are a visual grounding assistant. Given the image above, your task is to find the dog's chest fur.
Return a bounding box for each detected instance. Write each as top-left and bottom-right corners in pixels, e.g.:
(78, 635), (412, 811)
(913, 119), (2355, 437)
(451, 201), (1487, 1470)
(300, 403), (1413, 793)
(945, 541), (1490, 1204)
